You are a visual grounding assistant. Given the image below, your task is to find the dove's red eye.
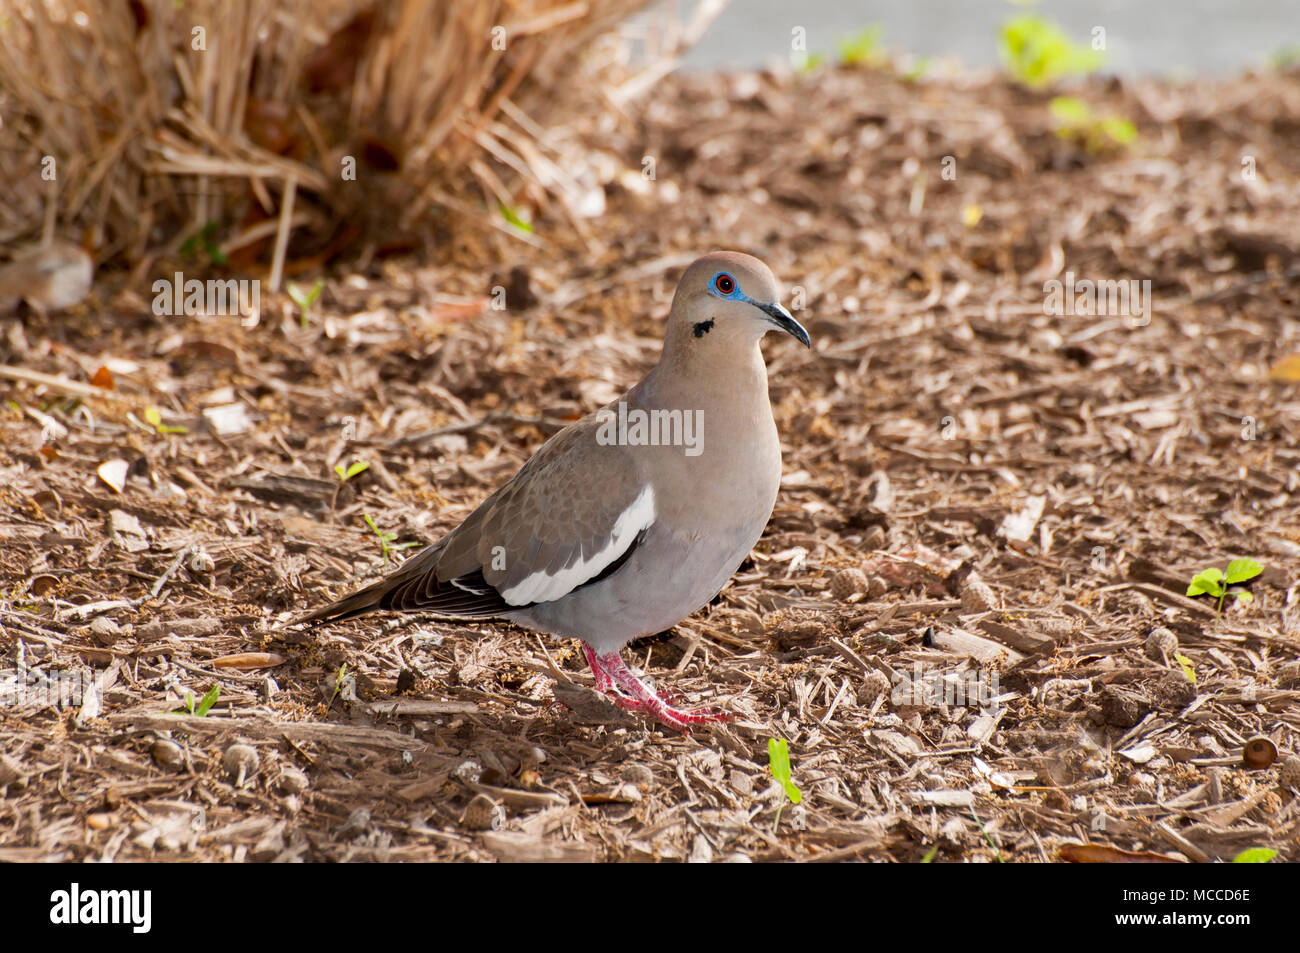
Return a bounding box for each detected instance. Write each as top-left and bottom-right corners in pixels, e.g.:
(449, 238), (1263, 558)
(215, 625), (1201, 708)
(715, 273), (735, 294)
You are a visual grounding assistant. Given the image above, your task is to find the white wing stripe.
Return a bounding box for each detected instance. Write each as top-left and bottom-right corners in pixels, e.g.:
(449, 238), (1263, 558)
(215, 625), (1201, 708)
(500, 485), (655, 605)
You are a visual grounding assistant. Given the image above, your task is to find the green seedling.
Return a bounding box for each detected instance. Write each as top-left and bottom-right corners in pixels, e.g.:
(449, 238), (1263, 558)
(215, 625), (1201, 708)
(1270, 45), (1300, 71)
(1173, 652), (1197, 685)
(768, 737), (801, 827)
(496, 201), (533, 235)
(921, 844), (939, 863)
(836, 25), (884, 67)
(179, 221), (227, 266)
(798, 52), (826, 73)
(1049, 96), (1137, 152)
(331, 663), (348, 706)
(334, 460), (369, 482)
(999, 15), (1104, 88)
(899, 56), (931, 84)
(970, 805), (1004, 862)
(363, 513), (421, 564)
(1186, 558), (1263, 615)
(1232, 847), (1277, 863)
(143, 406), (188, 436)
(176, 684), (220, 717)
(286, 278), (325, 328)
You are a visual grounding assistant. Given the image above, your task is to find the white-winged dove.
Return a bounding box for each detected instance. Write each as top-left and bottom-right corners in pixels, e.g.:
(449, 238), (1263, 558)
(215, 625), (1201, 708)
(299, 251), (810, 729)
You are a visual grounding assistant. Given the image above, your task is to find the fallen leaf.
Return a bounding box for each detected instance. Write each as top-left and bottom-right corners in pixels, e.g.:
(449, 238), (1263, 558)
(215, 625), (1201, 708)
(428, 299), (490, 323)
(90, 365), (114, 389)
(212, 652), (286, 670)
(1060, 842), (1186, 863)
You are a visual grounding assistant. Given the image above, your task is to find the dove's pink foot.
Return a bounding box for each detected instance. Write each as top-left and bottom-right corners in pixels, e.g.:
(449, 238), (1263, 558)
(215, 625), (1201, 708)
(581, 643), (731, 732)
(581, 642), (620, 696)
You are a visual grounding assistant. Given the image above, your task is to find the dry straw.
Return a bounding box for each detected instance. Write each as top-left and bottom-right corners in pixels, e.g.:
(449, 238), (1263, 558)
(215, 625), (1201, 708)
(0, 0), (648, 269)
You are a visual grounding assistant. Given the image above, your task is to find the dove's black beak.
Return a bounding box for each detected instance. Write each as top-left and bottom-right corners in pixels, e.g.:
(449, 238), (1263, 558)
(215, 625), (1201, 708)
(756, 300), (811, 348)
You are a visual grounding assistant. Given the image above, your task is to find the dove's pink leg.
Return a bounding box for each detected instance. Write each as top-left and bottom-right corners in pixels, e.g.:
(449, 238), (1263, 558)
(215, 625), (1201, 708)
(582, 642), (651, 714)
(590, 648), (731, 731)
(581, 642), (620, 696)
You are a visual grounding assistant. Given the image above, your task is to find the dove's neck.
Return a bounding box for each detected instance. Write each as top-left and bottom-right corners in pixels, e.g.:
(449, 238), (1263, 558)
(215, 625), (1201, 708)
(638, 331), (771, 420)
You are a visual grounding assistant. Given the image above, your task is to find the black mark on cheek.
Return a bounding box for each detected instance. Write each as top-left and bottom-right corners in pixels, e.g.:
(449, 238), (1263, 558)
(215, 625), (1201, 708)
(693, 318), (714, 338)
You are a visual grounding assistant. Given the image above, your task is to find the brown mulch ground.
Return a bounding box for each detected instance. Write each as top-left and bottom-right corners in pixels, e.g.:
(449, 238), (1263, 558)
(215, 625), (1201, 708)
(2, 62), (1299, 863)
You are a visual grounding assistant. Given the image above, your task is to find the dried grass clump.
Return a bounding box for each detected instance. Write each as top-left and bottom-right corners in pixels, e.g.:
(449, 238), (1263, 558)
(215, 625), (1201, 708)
(0, 0), (648, 269)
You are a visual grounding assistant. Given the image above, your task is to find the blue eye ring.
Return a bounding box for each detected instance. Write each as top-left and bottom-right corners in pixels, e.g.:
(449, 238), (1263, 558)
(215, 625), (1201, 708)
(712, 272), (737, 296)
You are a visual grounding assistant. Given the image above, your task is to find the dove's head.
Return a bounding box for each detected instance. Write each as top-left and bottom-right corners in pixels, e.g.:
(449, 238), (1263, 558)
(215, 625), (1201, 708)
(667, 251), (810, 351)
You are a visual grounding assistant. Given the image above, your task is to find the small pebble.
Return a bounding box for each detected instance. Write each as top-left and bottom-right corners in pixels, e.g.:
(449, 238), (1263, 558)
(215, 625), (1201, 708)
(960, 579), (997, 612)
(87, 615), (123, 646)
(1279, 756), (1300, 791)
(829, 567), (868, 600)
(276, 766), (310, 795)
(620, 763), (655, 790)
(151, 738), (185, 771)
(461, 794), (505, 831)
(1098, 685), (1151, 727)
(857, 669), (891, 706)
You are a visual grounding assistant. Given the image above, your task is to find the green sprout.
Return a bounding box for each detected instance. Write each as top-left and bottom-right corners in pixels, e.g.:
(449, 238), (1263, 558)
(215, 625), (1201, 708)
(1232, 847), (1278, 863)
(179, 221), (227, 266)
(1186, 558), (1263, 615)
(1049, 96), (1137, 152)
(363, 513), (421, 564)
(836, 25), (884, 67)
(798, 52), (826, 73)
(143, 406), (188, 436)
(1270, 45), (1300, 71)
(899, 56), (931, 84)
(334, 460), (370, 482)
(768, 737), (801, 826)
(175, 684), (220, 717)
(331, 663), (348, 706)
(999, 14), (1104, 88)
(970, 805), (1004, 863)
(496, 201), (533, 235)
(286, 278), (325, 328)
(1173, 652), (1197, 685)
